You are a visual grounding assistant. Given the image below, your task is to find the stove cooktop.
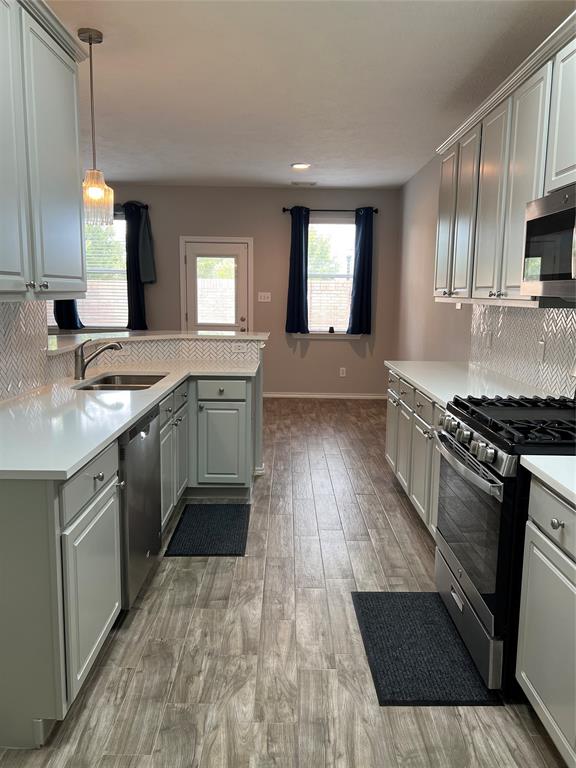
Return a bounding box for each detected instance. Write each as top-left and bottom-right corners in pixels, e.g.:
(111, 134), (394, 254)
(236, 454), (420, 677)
(448, 395), (576, 455)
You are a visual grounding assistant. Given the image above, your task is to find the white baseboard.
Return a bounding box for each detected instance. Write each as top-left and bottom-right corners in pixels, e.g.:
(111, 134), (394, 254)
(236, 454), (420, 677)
(263, 392), (387, 400)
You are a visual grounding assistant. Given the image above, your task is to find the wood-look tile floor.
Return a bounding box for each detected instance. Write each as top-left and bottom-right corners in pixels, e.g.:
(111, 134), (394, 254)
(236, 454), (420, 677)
(1, 399), (565, 768)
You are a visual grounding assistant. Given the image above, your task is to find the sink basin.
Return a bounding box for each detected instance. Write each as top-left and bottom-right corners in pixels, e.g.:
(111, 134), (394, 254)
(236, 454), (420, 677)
(76, 374), (166, 391)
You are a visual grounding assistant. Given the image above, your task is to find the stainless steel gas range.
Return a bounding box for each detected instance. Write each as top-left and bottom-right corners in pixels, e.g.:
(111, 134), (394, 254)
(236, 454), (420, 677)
(434, 395), (576, 695)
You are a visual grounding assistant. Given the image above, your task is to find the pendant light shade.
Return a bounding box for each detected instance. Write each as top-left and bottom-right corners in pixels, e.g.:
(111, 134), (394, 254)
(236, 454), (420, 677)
(78, 28), (113, 226)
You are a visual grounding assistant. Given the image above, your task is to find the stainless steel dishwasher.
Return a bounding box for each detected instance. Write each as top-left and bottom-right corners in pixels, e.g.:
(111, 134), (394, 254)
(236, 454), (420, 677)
(118, 406), (161, 608)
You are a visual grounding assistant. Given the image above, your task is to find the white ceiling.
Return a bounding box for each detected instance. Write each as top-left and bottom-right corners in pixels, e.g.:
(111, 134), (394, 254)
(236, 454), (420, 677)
(49, 0), (574, 187)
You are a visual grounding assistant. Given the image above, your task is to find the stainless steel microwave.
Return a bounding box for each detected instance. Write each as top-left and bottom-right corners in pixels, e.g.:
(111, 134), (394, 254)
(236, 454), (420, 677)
(521, 183), (575, 301)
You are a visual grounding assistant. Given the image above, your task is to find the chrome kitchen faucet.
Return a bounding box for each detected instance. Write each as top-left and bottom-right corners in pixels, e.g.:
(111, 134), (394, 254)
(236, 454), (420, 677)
(74, 339), (123, 380)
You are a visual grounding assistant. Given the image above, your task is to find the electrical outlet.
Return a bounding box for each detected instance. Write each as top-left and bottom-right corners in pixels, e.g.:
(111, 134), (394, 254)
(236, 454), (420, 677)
(258, 292), (271, 302)
(339, 367), (346, 377)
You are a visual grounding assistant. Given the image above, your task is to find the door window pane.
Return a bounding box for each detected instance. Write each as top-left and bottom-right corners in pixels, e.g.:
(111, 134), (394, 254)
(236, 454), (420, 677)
(196, 256), (236, 324)
(308, 222), (356, 332)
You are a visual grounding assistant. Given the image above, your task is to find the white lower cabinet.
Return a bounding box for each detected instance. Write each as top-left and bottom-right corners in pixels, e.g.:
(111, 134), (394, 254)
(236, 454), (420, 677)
(160, 418), (175, 529)
(198, 400), (248, 484)
(517, 520), (576, 767)
(409, 414), (434, 524)
(62, 477), (121, 703)
(395, 402), (413, 494)
(384, 392), (400, 472)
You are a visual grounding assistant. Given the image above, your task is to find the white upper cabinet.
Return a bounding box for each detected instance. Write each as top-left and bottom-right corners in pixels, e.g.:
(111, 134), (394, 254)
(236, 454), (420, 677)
(472, 100), (512, 299)
(0, 3), (85, 301)
(545, 37), (576, 193)
(451, 126), (481, 297)
(501, 63), (552, 300)
(21, 11), (86, 295)
(434, 146), (459, 296)
(0, 0), (29, 296)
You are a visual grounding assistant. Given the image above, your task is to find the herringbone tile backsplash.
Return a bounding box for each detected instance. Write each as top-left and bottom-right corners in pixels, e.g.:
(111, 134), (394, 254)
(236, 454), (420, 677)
(0, 302), (47, 401)
(470, 305), (576, 397)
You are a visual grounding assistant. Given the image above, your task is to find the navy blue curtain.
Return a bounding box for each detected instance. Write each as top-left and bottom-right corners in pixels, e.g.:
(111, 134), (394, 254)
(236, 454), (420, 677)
(285, 206), (310, 333)
(347, 207), (374, 335)
(124, 201), (156, 330)
(53, 299), (84, 330)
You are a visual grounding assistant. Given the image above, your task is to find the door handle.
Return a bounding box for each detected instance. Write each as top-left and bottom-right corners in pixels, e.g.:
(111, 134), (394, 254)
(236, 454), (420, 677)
(198, 404), (204, 411)
(450, 586), (464, 612)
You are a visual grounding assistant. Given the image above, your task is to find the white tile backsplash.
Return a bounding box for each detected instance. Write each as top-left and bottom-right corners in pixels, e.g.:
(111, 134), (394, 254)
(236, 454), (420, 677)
(470, 305), (576, 397)
(0, 302), (47, 401)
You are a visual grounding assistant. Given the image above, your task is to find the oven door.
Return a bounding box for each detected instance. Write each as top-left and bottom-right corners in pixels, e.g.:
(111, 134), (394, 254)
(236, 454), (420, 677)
(521, 184), (576, 299)
(434, 430), (505, 636)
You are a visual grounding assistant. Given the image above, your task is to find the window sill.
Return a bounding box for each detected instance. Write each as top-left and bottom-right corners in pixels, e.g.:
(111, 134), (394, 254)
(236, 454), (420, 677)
(289, 333), (365, 340)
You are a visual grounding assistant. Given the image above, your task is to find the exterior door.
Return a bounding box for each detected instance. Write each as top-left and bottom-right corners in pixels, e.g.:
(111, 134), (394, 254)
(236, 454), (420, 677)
(501, 62), (552, 300)
(184, 240), (249, 332)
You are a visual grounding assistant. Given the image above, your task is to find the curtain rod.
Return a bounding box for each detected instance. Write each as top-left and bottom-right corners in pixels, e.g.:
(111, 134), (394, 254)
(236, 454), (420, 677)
(282, 207), (378, 214)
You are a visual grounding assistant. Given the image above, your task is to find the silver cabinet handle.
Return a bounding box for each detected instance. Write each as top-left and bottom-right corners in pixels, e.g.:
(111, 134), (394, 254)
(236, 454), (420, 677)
(400, 390), (406, 395)
(422, 429), (429, 436)
(416, 401), (423, 408)
(218, 387), (225, 394)
(116, 480), (126, 490)
(173, 421), (179, 427)
(550, 518), (565, 530)
(488, 290), (496, 297)
(166, 406), (172, 413)
(25, 281), (36, 290)
(94, 471), (105, 481)
(496, 290), (504, 298)
(427, 432), (434, 440)
(38, 281), (49, 289)
(198, 404), (204, 411)
(450, 586), (464, 612)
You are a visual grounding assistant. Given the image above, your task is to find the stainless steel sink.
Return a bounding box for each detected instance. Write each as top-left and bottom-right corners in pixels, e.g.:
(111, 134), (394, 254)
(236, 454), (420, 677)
(76, 374), (166, 391)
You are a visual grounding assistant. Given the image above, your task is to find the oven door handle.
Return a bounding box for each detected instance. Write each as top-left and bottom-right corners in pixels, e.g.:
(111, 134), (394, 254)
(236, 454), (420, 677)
(434, 432), (504, 502)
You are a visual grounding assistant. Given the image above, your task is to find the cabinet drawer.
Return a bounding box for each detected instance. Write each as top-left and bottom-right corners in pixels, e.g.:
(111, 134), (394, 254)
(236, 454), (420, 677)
(388, 371), (400, 396)
(197, 379), (247, 401)
(173, 380), (189, 412)
(414, 390), (434, 426)
(61, 442), (118, 526)
(398, 379), (415, 409)
(529, 479), (575, 558)
(159, 393), (175, 427)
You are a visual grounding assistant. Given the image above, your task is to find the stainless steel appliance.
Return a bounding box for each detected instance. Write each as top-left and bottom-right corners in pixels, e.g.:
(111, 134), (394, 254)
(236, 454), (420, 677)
(521, 183), (575, 302)
(435, 395), (576, 694)
(118, 407), (161, 608)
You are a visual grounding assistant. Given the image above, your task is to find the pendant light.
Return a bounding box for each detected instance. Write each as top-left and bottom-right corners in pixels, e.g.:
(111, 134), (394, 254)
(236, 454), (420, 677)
(78, 28), (113, 226)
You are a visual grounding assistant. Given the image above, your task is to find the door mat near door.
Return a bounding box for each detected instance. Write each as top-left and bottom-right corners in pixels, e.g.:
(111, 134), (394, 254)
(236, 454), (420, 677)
(352, 591), (501, 706)
(164, 504), (250, 556)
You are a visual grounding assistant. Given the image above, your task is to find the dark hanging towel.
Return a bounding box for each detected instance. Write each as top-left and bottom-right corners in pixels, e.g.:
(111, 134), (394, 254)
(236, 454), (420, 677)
(285, 206), (310, 333)
(53, 299), (84, 330)
(347, 207), (375, 335)
(123, 201), (156, 330)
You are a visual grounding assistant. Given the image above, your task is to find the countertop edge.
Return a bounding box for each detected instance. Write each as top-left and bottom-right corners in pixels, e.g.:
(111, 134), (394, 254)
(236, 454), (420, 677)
(520, 456), (576, 506)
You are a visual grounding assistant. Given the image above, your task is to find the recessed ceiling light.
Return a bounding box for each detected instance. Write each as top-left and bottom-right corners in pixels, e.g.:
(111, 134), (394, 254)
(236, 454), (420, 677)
(291, 162), (311, 170)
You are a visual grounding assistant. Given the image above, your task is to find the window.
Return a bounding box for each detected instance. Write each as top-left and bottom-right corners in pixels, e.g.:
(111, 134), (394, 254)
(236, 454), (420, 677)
(307, 216), (356, 332)
(47, 219), (128, 328)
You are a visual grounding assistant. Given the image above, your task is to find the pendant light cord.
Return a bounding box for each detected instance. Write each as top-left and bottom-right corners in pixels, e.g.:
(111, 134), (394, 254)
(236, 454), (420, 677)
(88, 36), (97, 169)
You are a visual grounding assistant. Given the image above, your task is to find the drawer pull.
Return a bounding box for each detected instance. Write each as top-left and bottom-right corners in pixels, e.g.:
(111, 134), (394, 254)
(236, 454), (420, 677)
(94, 472), (105, 481)
(400, 389), (407, 395)
(198, 404), (204, 411)
(219, 387), (225, 394)
(165, 406), (172, 413)
(450, 586), (464, 612)
(416, 401), (423, 408)
(116, 480), (126, 490)
(550, 518), (565, 530)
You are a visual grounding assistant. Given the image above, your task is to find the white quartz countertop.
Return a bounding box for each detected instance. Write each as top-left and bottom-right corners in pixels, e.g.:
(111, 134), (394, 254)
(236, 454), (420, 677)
(520, 456), (576, 506)
(47, 330), (270, 356)
(384, 360), (547, 408)
(0, 359), (259, 480)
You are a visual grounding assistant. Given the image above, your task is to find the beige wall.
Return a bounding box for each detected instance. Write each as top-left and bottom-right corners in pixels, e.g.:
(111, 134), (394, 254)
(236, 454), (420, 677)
(113, 184), (402, 395)
(397, 157), (472, 361)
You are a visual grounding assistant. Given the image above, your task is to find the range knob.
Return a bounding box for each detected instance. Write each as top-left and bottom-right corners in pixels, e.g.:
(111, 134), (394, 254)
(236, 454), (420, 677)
(448, 418), (459, 434)
(476, 442), (488, 461)
(455, 428), (472, 444)
(477, 443), (497, 464)
(470, 439), (480, 456)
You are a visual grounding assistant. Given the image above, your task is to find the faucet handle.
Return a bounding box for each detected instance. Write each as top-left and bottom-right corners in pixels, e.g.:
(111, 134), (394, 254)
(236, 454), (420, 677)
(76, 338), (93, 354)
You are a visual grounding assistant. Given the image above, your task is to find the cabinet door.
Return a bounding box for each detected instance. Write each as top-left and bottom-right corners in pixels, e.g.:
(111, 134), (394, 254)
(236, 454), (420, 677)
(545, 38), (576, 193)
(434, 145), (459, 296)
(502, 63), (552, 300)
(517, 521), (576, 767)
(198, 401), (247, 484)
(160, 421), (174, 529)
(409, 416), (433, 524)
(428, 435), (441, 536)
(174, 408), (189, 501)
(21, 11), (86, 295)
(385, 395), (400, 472)
(62, 480), (121, 703)
(452, 126), (481, 298)
(395, 403), (413, 494)
(472, 100), (512, 299)
(0, 0), (29, 295)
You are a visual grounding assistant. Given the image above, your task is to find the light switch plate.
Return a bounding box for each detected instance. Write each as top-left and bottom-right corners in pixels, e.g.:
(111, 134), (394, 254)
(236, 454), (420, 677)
(258, 292), (271, 302)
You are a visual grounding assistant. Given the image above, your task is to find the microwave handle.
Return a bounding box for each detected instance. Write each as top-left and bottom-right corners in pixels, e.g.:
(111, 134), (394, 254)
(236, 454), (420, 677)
(434, 432), (504, 502)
